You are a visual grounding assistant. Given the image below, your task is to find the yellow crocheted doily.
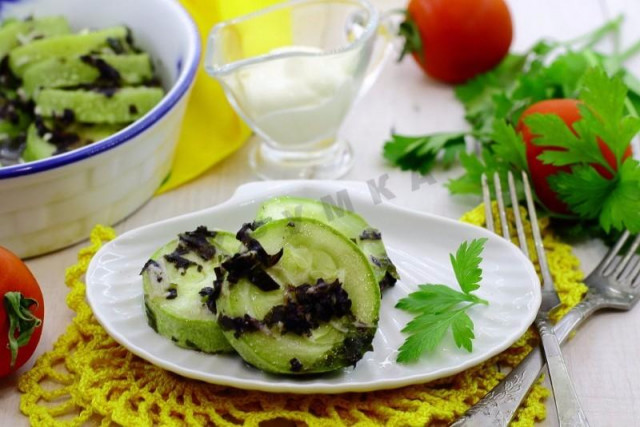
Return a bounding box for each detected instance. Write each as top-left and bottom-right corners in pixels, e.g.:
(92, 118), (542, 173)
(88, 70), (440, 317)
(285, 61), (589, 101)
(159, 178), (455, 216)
(18, 204), (587, 426)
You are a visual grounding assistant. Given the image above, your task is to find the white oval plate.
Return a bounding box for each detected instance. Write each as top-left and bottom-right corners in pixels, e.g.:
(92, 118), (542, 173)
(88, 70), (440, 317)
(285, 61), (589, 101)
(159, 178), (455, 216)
(86, 180), (541, 393)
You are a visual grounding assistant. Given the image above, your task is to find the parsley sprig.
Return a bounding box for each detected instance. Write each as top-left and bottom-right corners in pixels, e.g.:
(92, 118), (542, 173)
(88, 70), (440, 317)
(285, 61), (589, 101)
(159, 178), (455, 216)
(383, 16), (640, 236)
(396, 238), (489, 363)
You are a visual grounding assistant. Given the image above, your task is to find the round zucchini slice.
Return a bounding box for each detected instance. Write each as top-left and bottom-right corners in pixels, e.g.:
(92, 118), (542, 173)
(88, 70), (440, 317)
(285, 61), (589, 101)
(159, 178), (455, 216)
(256, 196), (400, 292)
(141, 226), (241, 353)
(216, 218), (380, 375)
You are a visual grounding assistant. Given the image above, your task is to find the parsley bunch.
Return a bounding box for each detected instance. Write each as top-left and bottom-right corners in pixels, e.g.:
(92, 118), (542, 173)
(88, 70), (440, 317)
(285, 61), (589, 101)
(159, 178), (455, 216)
(396, 238), (488, 363)
(383, 16), (640, 235)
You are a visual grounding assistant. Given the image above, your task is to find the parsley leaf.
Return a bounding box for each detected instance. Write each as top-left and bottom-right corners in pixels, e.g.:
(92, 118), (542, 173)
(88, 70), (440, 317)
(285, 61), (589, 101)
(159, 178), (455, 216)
(450, 238), (488, 293)
(548, 164), (617, 220)
(599, 159), (640, 232)
(395, 284), (480, 314)
(383, 132), (466, 173)
(396, 239), (489, 363)
(491, 120), (528, 171)
(524, 111), (609, 170)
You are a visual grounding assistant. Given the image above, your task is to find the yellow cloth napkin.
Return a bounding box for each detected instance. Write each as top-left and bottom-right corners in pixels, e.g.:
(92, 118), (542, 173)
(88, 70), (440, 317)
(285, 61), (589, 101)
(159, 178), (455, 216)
(158, 0), (284, 193)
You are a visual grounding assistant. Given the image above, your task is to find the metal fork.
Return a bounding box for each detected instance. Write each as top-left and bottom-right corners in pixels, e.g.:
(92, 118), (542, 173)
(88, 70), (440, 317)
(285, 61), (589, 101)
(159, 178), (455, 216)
(454, 170), (589, 426)
(453, 174), (640, 427)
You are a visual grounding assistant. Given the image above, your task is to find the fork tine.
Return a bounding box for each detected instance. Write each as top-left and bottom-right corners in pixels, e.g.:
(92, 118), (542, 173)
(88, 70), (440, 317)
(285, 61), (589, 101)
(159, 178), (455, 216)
(521, 171), (553, 288)
(599, 230), (631, 274)
(612, 233), (640, 278)
(620, 255), (640, 282)
(481, 174), (495, 233)
(632, 263), (640, 287)
(507, 170), (529, 257)
(493, 173), (511, 240)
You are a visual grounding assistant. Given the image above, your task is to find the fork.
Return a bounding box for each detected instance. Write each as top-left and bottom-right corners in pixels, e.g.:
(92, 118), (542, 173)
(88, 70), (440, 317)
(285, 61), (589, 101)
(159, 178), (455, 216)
(452, 174), (640, 427)
(454, 170), (589, 426)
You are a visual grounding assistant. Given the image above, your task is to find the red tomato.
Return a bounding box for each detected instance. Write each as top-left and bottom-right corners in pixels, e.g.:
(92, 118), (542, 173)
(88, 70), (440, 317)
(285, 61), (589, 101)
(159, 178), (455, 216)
(516, 99), (632, 214)
(406, 0), (513, 84)
(0, 246), (44, 377)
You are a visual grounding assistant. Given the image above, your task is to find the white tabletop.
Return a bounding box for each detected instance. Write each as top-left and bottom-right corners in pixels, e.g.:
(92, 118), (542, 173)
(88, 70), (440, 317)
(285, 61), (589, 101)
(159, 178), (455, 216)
(2, 0), (640, 425)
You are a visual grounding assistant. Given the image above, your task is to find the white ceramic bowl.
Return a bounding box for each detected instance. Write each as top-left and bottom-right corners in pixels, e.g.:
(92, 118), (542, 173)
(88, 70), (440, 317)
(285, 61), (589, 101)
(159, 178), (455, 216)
(0, 0), (200, 258)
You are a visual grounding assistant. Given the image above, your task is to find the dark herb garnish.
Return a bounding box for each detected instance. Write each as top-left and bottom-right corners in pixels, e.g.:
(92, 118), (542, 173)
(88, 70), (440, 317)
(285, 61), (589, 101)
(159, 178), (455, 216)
(359, 228), (382, 240)
(178, 226), (217, 261)
(163, 250), (198, 274)
(219, 314), (262, 338)
(80, 54), (121, 83)
(263, 279), (352, 336)
(289, 358), (303, 372)
(166, 287), (177, 300)
(379, 271), (398, 291)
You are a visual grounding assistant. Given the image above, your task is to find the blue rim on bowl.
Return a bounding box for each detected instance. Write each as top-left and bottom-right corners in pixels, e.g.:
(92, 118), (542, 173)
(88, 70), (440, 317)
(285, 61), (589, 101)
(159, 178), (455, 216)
(0, 0), (201, 180)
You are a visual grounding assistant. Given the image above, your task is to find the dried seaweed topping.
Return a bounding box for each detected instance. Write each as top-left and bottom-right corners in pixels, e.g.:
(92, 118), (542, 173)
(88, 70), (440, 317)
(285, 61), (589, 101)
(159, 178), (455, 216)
(235, 222), (283, 268)
(221, 251), (258, 284)
(140, 258), (161, 276)
(199, 270), (223, 314)
(33, 115), (81, 154)
(166, 285), (177, 300)
(359, 228), (382, 241)
(378, 271), (398, 292)
(58, 108), (75, 126)
(106, 37), (126, 54)
(370, 255), (394, 269)
(178, 226), (217, 261)
(80, 54), (122, 83)
(246, 267), (280, 292)
(289, 358), (303, 372)
(263, 279), (352, 336)
(163, 249), (198, 275)
(219, 314), (262, 338)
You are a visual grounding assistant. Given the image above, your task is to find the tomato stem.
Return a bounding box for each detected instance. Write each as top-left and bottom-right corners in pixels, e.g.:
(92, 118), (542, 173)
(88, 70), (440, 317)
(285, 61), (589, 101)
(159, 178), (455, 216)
(397, 13), (423, 63)
(3, 292), (42, 368)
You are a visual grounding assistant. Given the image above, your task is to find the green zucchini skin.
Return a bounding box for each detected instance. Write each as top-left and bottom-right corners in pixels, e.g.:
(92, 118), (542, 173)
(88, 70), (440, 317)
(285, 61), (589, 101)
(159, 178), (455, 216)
(141, 229), (241, 354)
(216, 218), (380, 375)
(23, 53), (154, 97)
(36, 87), (164, 124)
(256, 196), (400, 293)
(9, 26), (129, 76)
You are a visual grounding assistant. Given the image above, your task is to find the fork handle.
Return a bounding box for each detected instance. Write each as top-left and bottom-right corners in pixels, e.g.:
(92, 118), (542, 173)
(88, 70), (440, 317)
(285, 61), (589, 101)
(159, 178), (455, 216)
(451, 297), (601, 427)
(537, 316), (590, 426)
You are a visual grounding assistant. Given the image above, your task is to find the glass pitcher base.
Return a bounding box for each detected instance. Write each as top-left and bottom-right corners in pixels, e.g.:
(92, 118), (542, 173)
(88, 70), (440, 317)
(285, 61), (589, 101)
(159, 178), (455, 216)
(250, 139), (354, 180)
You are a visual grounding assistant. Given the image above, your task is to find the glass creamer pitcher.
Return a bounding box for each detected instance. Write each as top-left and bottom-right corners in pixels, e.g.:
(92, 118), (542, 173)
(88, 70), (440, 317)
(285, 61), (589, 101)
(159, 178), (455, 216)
(205, 0), (382, 179)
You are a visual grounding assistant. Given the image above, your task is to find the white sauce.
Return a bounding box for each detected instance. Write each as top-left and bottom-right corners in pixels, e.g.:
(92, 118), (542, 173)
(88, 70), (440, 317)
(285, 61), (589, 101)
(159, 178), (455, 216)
(222, 47), (360, 147)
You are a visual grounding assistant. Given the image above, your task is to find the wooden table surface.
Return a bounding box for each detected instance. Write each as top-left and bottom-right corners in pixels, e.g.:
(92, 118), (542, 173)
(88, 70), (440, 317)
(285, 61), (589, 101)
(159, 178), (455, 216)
(2, 0), (640, 425)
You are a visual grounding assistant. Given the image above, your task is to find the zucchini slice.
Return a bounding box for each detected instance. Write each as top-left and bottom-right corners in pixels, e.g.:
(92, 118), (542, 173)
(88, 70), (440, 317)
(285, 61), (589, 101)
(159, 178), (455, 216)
(256, 196), (400, 293)
(22, 120), (123, 161)
(0, 16), (71, 59)
(36, 87), (164, 124)
(23, 53), (154, 97)
(141, 227), (242, 354)
(216, 218), (380, 374)
(9, 26), (129, 76)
